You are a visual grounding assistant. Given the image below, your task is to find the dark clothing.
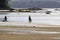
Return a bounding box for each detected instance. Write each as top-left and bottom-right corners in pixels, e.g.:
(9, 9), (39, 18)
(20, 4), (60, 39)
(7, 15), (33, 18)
(29, 16), (32, 23)
(4, 16), (7, 21)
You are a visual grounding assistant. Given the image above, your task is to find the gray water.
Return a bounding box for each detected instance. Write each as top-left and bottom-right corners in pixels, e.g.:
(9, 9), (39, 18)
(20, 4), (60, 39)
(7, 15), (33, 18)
(1, 12), (60, 25)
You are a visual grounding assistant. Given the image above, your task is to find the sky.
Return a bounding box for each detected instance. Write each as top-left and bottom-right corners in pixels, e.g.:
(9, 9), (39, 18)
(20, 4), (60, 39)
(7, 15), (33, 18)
(10, 0), (60, 3)
(9, 0), (60, 8)
(10, 0), (60, 1)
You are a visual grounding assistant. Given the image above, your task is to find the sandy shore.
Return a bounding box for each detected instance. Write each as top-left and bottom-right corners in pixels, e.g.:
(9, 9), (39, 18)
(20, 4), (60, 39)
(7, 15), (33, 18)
(0, 34), (52, 40)
(0, 27), (60, 40)
(0, 22), (60, 40)
(0, 22), (60, 27)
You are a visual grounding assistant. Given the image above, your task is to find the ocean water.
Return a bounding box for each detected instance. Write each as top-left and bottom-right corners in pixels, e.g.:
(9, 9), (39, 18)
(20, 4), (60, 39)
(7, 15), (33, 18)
(1, 13), (60, 25)
(9, 1), (60, 8)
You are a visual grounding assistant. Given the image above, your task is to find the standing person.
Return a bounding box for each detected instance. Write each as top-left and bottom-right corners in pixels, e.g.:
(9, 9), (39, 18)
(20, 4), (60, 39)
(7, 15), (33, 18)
(29, 15), (32, 23)
(3, 16), (7, 22)
(4, 16), (7, 22)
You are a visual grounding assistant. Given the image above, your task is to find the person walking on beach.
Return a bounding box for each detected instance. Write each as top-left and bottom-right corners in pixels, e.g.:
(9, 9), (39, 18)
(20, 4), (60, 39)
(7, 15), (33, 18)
(29, 15), (32, 23)
(3, 16), (7, 22)
(4, 16), (7, 21)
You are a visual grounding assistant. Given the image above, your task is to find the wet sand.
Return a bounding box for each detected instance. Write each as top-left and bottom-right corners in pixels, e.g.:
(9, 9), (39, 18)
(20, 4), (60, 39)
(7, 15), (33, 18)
(0, 22), (60, 40)
(0, 26), (60, 40)
(0, 34), (53, 40)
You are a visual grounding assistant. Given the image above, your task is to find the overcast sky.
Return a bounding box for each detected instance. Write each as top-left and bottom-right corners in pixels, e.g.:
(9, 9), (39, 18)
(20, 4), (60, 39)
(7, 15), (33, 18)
(11, 0), (49, 1)
(9, 0), (60, 8)
(10, 0), (60, 3)
(10, 0), (60, 1)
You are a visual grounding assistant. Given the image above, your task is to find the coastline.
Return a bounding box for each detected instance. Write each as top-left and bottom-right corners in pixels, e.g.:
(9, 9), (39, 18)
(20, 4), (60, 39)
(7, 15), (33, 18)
(0, 22), (60, 27)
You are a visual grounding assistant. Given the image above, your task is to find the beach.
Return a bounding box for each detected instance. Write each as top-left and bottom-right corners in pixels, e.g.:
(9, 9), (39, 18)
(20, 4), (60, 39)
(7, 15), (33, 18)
(0, 27), (60, 40)
(0, 22), (60, 40)
(0, 10), (60, 40)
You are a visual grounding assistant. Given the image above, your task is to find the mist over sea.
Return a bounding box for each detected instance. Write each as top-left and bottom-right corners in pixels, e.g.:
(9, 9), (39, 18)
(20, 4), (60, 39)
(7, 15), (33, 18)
(9, 0), (60, 8)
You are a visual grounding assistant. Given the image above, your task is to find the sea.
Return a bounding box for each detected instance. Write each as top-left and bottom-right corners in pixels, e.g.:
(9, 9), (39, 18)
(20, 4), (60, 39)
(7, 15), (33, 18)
(0, 12), (60, 25)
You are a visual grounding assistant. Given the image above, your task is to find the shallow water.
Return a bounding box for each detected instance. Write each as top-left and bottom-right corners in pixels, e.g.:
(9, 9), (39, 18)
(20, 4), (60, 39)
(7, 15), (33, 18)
(0, 12), (60, 25)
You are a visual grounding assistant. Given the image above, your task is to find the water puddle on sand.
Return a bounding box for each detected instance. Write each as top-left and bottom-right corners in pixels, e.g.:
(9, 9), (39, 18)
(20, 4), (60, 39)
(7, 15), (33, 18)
(51, 37), (60, 40)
